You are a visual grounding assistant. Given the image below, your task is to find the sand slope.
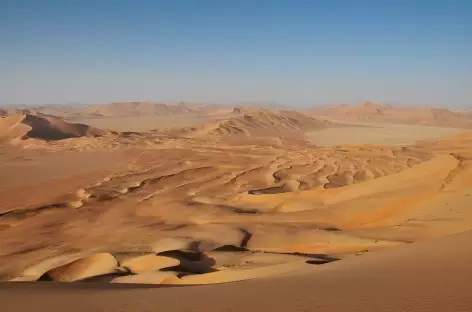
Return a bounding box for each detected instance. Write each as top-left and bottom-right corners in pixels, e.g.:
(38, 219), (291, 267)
(178, 109), (333, 138)
(83, 102), (199, 117)
(1, 230), (471, 311)
(0, 114), (108, 143)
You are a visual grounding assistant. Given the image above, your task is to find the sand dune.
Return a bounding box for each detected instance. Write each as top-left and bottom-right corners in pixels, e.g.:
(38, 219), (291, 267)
(178, 109), (333, 138)
(0, 114), (108, 143)
(1, 230), (471, 311)
(83, 102), (199, 117)
(308, 102), (472, 128)
(1, 102), (291, 120)
(34, 102), (232, 120)
(0, 114), (32, 143)
(67, 115), (212, 132)
(39, 253), (118, 282)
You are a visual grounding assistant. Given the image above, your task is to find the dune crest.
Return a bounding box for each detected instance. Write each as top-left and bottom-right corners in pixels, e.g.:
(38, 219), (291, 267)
(0, 114), (109, 143)
(178, 109), (334, 138)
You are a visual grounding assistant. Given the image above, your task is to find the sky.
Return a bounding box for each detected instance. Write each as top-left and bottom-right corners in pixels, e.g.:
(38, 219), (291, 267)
(0, 0), (471, 107)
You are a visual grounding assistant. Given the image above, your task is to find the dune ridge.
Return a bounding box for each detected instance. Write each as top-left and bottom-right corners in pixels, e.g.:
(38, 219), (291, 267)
(1, 230), (472, 311)
(308, 102), (472, 128)
(177, 109), (333, 138)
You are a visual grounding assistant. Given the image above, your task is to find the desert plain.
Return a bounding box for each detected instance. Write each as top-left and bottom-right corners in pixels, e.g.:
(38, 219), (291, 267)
(1, 101), (472, 311)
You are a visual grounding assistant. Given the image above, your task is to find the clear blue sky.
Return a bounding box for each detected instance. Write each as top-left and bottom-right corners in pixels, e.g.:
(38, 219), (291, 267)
(1, 0), (471, 106)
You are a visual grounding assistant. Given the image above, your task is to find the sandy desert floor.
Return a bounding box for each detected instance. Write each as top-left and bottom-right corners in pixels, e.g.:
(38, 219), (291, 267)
(1, 109), (472, 311)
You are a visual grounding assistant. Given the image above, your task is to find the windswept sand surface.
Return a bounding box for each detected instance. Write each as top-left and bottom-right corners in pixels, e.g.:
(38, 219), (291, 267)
(1, 106), (472, 311)
(306, 123), (465, 146)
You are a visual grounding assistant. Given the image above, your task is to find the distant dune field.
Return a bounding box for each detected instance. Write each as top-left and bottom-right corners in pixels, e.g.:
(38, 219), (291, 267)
(67, 115), (213, 132)
(306, 122), (467, 146)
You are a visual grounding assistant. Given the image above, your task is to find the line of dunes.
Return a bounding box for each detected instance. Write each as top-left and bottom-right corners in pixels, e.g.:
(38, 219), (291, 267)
(308, 102), (472, 128)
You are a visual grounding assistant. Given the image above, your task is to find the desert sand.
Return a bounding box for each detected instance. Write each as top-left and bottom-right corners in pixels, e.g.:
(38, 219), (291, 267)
(1, 102), (472, 311)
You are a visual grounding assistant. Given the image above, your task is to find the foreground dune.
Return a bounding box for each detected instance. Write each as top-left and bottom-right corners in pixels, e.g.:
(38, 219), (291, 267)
(0, 114), (108, 143)
(1, 230), (471, 311)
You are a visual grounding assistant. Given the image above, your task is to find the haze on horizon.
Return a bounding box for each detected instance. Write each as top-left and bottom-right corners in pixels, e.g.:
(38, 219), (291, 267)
(0, 0), (471, 107)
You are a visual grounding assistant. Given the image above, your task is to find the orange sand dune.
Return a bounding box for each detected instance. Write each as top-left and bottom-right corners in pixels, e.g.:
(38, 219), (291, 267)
(178, 109), (333, 138)
(1, 230), (471, 311)
(0, 114), (108, 143)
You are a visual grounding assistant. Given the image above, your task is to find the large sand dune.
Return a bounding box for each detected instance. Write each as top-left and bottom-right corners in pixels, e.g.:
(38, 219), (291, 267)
(178, 109), (333, 138)
(0, 114), (108, 143)
(0, 105), (472, 311)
